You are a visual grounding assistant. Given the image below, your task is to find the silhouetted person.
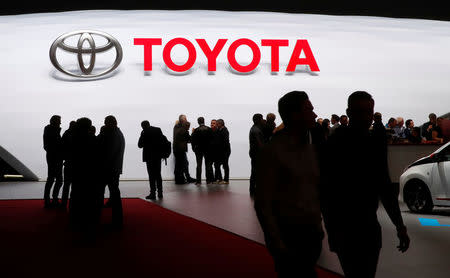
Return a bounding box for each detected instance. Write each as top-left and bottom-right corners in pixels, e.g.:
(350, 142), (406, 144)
(173, 115), (195, 184)
(263, 113), (277, 142)
(371, 112), (387, 144)
(320, 91), (410, 278)
(408, 127), (424, 144)
(321, 118), (330, 139)
(404, 119), (414, 138)
(138, 120), (165, 199)
(340, 114), (348, 127)
(60, 120), (76, 209)
(254, 91), (323, 278)
(215, 119), (231, 184)
(422, 113), (437, 140)
(191, 117), (214, 184)
(43, 115), (63, 208)
(98, 115), (125, 228)
(249, 113), (266, 196)
(69, 117), (101, 235)
(330, 114), (340, 135)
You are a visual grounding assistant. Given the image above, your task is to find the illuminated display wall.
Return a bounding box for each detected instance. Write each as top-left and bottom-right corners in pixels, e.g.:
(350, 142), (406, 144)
(1, 10), (450, 179)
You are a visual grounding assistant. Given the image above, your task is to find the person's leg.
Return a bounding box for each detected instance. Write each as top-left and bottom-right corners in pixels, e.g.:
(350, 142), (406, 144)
(51, 160), (63, 204)
(61, 164), (72, 208)
(214, 159), (222, 182)
(183, 152), (194, 182)
(274, 228), (322, 278)
(153, 159), (163, 197)
(146, 162), (156, 198)
(223, 153), (230, 182)
(249, 156), (257, 196)
(44, 156), (56, 207)
(205, 153), (214, 183)
(195, 152), (203, 183)
(174, 152), (184, 184)
(109, 174), (123, 227)
(337, 245), (380, 278)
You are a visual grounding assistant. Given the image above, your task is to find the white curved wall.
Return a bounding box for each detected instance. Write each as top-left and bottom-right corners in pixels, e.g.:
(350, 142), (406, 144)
(1, 10), (450, 180)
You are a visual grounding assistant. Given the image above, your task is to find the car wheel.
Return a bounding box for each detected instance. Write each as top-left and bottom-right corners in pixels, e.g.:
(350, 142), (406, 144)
(404, 181), (433, 213)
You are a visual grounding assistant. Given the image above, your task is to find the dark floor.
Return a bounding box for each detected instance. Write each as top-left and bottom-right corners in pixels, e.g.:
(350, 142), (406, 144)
(1, 180), (449, 277)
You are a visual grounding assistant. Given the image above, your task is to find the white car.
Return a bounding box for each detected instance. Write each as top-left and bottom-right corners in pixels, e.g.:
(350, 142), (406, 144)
(400, 142), (450, 213)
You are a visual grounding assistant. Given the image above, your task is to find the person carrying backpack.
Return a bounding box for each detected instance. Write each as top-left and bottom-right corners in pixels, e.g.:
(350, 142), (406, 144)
(138, 120), (170, 200)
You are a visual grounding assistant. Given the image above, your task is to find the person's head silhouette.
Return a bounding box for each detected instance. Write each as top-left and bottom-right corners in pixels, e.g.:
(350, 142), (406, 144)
(197, 117), (205, 126)
(141, 120), (150, 130)
(104, 115), (118, 128)
(346, 91), (374, 130)
(49, 115), (61, 128)
(252, 114), (263, 125)
(278, 91), (316, 131)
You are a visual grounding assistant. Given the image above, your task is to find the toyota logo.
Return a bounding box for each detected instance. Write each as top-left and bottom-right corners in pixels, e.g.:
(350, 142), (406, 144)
(49, 30), (123, 78)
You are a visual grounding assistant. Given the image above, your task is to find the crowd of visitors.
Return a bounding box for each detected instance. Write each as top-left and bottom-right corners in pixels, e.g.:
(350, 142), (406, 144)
(43, 115), (125, 236)
(43, 92), (449, 277)
(316, 112), (448, 144)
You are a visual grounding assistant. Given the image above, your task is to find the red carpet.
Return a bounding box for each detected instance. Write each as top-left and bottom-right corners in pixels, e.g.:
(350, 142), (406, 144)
(0, 199), (342, 278)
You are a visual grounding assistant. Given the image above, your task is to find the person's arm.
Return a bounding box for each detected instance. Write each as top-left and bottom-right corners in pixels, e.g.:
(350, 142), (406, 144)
(254, 147), (285, 254)
(379, 144), (410, 253)
(432, 130), (444, 143)
(138, 131), (144, 148)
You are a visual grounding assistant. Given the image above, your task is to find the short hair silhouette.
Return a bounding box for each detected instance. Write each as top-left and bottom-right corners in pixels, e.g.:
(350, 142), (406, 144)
(266, 113), (276, 123)
(69, 120), (76, 129)
(217, 119), (225, 126)
(429, 113), (437, 120)
(105, 115), (117, 127)
(278, 91), (309, 127)
(141, 120), (150, 129)
(374, 112), (382, 122)
(50, 115), (61, 126)
(405, 119), (413, 128)
(347, 91), (373, 109)
(197, 117), (205, 125)
(76, 117), (92, 133)
(331, 114), (340, 122)
(252, 113), (263, 125)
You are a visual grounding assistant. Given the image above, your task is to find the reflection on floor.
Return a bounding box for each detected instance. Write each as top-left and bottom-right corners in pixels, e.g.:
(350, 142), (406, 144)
(1, 180), (449, 278)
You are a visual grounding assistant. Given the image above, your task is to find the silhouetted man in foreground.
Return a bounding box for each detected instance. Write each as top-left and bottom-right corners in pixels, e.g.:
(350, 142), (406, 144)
(98, 115), (125, 228)
(138, 120), (165, 199)
(320, 91), (410, 278)
(249, 114), (265, 196)
(43, 115), (63, 208)
(254, 91), (323, 278)
(191, 117), (214, 185)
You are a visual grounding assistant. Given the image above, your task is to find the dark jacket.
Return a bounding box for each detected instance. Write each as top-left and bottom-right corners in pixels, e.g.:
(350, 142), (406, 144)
(97, 127), (125, 176)
(249, 124), (265, 158)
(209, 129), (221, 157)
(43, 124), (62, 159)
(173, 123), (190, 153)
(191, 124), (212, 153)
(61, 128), (74, 164)
(320, 126), (403, 251)
(217, 127), (231, 156)
(138, 126), (164, 162)
(422, 121), (436, 140)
